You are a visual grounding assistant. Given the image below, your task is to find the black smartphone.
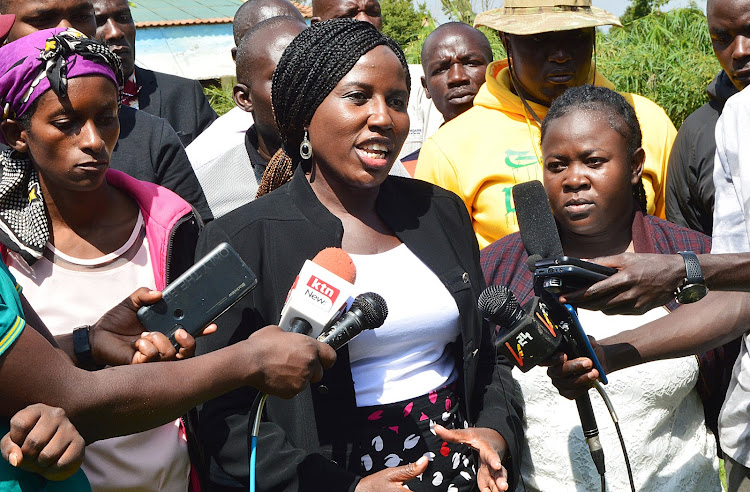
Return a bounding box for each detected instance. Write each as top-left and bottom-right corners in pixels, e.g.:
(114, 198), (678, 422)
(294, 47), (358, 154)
(534, 256), (617, 294)
(137, 243), (258, 349)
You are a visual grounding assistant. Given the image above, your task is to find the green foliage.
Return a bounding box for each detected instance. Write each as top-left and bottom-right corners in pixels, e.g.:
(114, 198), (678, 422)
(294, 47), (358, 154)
(621, 0), (669, 24)
(440, 0), (474, 25)
(203, 84), (235, 116)
(401, 13), (437, 64)
(381, 0), (432, 54)
(597, 7), (719, 128)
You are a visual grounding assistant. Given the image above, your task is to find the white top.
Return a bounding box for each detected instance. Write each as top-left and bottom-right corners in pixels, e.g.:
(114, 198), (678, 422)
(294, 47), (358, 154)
(712, 85), (750, 468)
(516, 306), (720, 492)
(193, 141), (263, 219)
(186, 106), (254, 167)
(7, 212), (191, 492)
(399, 64), (443, 161)
(347, 244), (459, 407)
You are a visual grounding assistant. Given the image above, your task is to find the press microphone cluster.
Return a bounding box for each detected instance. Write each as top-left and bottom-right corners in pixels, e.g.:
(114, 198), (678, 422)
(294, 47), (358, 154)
(493, 180), (607, 479)
(280, 247), (389, 348)
(479, 284), (605, 476)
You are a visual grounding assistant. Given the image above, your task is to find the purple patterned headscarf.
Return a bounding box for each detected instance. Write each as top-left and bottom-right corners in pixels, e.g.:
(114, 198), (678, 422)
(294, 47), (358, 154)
(0, 28), (123, 145)
(0, 28), (122, 264)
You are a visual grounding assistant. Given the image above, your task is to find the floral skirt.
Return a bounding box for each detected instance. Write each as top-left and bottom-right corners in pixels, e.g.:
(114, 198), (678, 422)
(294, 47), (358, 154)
(348, 383), (477, 491)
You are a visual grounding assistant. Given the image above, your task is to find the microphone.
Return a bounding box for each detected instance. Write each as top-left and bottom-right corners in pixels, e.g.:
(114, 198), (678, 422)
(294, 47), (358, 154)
(279, 248), (356, 337)
(480, 284), (605, 476)
(512, 181), (563, 264)
(478, 285), (562, 370)
(318, 292), (388, 350)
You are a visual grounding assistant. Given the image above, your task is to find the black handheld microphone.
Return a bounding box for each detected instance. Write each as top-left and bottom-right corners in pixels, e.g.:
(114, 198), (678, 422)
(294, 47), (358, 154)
(512, 181), (564, 269)
(318, 292), (388, 350)
(478, 285), (562, 370)
(506, 180), (606, 476)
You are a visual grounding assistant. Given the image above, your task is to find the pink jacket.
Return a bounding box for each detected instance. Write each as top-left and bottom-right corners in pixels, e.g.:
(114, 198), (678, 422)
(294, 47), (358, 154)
(106, 169), (197, 290)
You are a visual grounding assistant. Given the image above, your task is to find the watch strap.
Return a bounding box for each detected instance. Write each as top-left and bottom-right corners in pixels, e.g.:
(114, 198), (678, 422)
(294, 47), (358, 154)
(678, 251), (704, 284)
(72, 325), (97, 370)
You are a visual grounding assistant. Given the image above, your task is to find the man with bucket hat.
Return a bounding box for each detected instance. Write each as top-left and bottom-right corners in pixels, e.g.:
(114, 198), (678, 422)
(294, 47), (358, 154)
(415, 0), (677, 249)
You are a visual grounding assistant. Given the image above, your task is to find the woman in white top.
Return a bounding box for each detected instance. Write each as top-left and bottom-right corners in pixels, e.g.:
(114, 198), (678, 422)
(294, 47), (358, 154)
(194, 19), (522, 492)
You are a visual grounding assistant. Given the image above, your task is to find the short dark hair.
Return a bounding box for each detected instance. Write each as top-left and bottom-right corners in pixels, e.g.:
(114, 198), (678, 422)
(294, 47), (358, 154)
(420, 22), (492, 72)
(541, 85), (647, 212)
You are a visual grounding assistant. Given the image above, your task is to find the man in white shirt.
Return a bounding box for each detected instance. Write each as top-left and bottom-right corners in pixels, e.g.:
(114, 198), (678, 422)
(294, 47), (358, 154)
(185, 0), (305, 167)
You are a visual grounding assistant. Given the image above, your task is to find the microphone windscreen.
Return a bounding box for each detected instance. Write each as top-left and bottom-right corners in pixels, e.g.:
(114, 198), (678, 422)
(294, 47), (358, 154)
(312, 247), (356, 284)
(478, 285), (524, 327)
(527, 254), (543, 273)
(512, 181), (563, 259)
(352, 292), (388, 328)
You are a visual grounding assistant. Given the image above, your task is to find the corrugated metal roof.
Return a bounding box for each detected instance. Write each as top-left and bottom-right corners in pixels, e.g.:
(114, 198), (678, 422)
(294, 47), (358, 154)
(132, 0), (312, 27)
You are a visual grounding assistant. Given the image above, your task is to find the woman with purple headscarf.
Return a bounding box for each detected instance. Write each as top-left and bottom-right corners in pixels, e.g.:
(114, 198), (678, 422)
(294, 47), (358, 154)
(0, 27), (339, 491)
(0, 27), (200, 491)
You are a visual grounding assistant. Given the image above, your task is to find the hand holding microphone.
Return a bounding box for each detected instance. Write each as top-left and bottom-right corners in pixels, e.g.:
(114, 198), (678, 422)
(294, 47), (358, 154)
(244, 325), (337, 399)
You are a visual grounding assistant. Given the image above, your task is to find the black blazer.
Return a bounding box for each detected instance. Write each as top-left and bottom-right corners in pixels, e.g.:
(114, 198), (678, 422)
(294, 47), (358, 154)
(114, 106), (212, 221)
(135, 66), (217, 146)
(192, 169), (523, 492)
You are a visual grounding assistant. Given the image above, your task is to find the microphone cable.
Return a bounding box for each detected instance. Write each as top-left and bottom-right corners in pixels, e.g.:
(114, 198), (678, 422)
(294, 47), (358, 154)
(248, 392), (268, 492)
(592, 380), (635, 492)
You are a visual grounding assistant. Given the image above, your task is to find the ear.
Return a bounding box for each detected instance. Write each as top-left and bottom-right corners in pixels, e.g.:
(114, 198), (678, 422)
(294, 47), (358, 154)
(231, 46), (238, 61)
(421, 75), (431, 99)
(311, 16), (322, 24)
(630, 147), (645, 185)
(0, 119), (29, 154)
(232, 83), (253, 113)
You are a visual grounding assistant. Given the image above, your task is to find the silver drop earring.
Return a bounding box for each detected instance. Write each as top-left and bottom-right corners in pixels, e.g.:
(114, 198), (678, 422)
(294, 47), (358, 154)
(299, 130), (313, 160)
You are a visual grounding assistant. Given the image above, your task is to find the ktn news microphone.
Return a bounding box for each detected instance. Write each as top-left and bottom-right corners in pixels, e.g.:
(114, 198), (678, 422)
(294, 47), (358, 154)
(503, 180), (607, 477)
(279, 247), (357, 337)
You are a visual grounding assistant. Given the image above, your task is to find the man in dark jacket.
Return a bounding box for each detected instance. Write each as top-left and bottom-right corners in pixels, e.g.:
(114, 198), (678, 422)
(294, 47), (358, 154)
(92, 0), (218, 146)
(665, 0), (748, 235)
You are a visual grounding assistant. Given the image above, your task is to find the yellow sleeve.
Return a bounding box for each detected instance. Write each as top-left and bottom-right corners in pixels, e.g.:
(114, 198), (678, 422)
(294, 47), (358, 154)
(415, 137), (472, 218)
(651, 117), (677, 219)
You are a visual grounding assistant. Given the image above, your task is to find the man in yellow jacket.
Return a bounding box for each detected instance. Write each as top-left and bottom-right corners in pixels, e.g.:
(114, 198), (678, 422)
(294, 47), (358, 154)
(416, 0), (677, 249)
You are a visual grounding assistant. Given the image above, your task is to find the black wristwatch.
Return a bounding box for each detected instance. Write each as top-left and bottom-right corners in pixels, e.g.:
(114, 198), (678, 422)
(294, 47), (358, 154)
(675, 251), (708, 304)
(72, 325), (97, 370)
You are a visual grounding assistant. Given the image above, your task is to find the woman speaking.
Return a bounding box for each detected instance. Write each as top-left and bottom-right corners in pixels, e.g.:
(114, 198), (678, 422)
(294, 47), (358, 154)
(193, 19), (521, 492)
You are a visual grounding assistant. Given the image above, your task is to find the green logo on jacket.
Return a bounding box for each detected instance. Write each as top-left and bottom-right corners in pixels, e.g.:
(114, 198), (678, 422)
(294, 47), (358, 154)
(505, 149), (538, 168)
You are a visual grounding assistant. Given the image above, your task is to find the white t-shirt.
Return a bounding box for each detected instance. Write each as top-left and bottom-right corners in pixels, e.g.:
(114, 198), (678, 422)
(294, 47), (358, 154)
(7, 212), (191, 492)
(399, 64), (443, 161)
(186, 106), (254, 168)
(347, 244), (459, 407)
(515, 306), (719, 491)
(712, 86), (750, 468)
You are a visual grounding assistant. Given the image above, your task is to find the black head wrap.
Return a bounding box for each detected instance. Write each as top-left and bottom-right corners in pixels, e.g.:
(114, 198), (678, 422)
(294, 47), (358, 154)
(257, 19), (410, 196)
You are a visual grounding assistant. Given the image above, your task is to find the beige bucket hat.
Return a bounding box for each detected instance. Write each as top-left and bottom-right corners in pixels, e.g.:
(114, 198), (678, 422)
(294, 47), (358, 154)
(474, 0), (622, 35)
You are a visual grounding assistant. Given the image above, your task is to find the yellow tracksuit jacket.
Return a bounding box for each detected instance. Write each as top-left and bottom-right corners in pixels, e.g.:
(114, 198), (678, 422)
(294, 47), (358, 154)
(415, 60), (676, 249)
